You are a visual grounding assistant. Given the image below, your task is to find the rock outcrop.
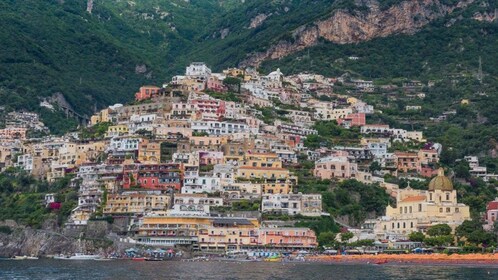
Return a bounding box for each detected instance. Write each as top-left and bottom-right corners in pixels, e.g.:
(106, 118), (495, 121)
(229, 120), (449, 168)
(0, 220), (125, 257)
(249, 13), (271, 29)
(241, 0), (475, 67)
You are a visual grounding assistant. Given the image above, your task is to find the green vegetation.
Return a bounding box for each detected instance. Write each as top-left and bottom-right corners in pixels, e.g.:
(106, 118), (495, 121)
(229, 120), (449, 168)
(304, 121), (361, 148)
(204, 90), (241, 102)
(0, 168), (77, 228)
(79, 122), (111, 139)
(231, 200), (260, 211)
(0, 225), (12, 235)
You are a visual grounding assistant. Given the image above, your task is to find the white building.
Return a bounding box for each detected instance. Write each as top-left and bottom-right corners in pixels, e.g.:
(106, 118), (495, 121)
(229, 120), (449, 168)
(191, 121), (251, 135)
(261, 193), (322, 216)
(182, 176), (222, 194)
(186, 62), (212, 78)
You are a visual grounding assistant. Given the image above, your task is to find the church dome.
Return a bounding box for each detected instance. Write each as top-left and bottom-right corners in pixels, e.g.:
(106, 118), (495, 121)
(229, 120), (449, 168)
(428, 168), (453, 191)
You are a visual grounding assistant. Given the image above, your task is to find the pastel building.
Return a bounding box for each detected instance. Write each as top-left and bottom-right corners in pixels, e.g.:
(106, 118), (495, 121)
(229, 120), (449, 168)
(314, 152), (358, 180)
(123, 163), (183, 191)
(257, 228), (317, 249)
(135, 86), (161, 101)
(368, 169), (470, 240)
(104, 191), (171, 214)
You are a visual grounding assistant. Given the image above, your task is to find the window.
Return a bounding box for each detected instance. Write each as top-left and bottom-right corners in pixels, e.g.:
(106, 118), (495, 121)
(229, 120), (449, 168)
(455, 208), (459, 213)
(439, 208), (443, 213)
(418, 204), (422, 212)
(446, 208), (451, 213)
(446, 193), (450, 201)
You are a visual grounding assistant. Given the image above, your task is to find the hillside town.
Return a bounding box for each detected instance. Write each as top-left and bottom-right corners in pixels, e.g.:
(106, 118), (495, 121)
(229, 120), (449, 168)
(1, 62), (497, 256)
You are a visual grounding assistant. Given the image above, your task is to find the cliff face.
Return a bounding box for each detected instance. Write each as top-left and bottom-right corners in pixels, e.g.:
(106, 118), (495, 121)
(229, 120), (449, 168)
(0, 221), (122, 257)
(241, 0), (475, 67)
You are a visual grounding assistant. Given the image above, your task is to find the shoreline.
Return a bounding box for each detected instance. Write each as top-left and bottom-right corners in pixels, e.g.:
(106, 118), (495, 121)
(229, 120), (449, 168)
(307, 253), (498, 265)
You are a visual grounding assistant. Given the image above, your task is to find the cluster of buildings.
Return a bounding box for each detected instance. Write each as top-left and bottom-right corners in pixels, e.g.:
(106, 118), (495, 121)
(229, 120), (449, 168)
(2, 62), (493, 250)
(363, 168), (471, 240)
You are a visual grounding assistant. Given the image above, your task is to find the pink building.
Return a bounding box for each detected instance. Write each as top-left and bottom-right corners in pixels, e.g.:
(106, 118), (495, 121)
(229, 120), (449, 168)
(191, 99), (226, 120)
(207, 76), (225, 92)
(135, 86), (160, 101)
(337, 113), (366, 128)
(257, 228), (317, 249)
(314, 151), (358, 180)
(0, 127), (27, 140)
(199, 151), (224, 166)
(484, 199), (498, 230)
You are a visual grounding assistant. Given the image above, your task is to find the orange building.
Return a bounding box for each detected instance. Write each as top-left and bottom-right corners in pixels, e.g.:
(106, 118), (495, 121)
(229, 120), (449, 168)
(395, 151), (421, 173)
(257, 228), (317, 250)
(135, 86), (161, 101)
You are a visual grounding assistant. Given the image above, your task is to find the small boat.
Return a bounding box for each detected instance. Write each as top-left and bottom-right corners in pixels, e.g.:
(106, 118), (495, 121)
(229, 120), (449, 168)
(145, 257), (163, 261)
(55, 253), (100, 260)
(132, 257), (146, 261)
(12, 256), (38, 260)
(264, 256), (282, 262)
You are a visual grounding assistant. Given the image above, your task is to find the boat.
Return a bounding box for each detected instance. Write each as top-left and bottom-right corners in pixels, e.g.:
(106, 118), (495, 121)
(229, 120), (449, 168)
(12, 256), (38, 260)
(145, 257), (163, 261)
(55, 253), (100, 260)
(264, 256), (282, 262)
(132, 257), (146, 261)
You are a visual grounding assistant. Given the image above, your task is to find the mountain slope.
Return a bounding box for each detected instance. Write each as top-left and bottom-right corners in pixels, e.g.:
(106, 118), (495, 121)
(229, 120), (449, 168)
(0, 0), (496, 131)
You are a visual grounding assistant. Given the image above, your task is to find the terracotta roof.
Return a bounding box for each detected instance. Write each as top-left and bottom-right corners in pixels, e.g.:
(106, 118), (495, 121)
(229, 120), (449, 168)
(487, 201), (498, 211)
(401, 195), (426, 203)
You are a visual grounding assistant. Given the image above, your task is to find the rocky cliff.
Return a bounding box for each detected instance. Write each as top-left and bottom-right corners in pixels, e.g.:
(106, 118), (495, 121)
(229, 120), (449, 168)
(0, 220), (127, 257)
(241, 0), (475, 67)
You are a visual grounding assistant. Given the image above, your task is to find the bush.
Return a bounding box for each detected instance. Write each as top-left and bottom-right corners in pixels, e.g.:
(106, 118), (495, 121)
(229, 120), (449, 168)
(0, 225), (12, 234)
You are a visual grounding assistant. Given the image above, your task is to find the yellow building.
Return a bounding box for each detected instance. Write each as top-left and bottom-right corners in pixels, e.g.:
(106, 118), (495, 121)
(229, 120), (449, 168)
(243, 153), (282, 168)
(347, 97), (358, 104)
(262, 182), (293, 194)
(138, 140), (161, 163)
(198, 219), (259, 251)
(371, 168), (470, 239)
(136, 216), (213, 247)
(104, 192), (170, 214)
(75, 141), (107, 165)
(90, 108), (110, 125)
(223, 68), (245, 77)
(106, 124), (129, 138)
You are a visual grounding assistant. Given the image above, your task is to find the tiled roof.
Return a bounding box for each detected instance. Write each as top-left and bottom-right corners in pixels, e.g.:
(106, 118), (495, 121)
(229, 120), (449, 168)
(401, 195), (426, 203)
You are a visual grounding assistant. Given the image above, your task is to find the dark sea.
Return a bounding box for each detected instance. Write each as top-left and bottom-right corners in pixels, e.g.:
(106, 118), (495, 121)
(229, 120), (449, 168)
(1, 259), (498, 280)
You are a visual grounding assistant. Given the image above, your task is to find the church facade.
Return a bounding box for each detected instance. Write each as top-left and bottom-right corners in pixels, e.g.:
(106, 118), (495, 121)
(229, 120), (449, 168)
(367, 168), (470, 240)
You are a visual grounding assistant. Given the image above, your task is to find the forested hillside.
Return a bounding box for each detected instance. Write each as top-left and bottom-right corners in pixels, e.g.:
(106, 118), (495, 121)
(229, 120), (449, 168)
(0, 0), (496, 135)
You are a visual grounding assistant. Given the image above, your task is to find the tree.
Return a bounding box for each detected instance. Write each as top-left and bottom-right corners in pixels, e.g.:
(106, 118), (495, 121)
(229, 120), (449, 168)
(369, 161), (382, 175)
(341, 231), (354, 242)
(456, 219), (496, 247)
(454, 160), (470, 179)
(408, 231), (425, 242)
(318, 231), (337, 246)
(424, 235), (453, 247)
(427, 224), (452, 237)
